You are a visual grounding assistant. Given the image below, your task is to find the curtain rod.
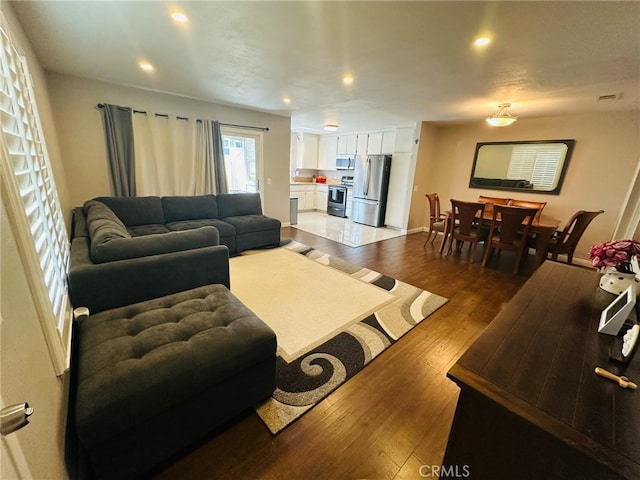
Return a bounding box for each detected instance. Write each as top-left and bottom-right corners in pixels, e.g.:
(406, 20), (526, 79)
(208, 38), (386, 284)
(219, 122), (269, 132)
(96, 103), (269, 131)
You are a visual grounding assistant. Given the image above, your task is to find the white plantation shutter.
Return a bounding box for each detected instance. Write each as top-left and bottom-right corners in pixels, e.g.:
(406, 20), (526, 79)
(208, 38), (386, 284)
(507, 144), (567, 190)
(530, 146), (567, 188)
(506, 146), (535, 180)
(0, 17), (71, 374)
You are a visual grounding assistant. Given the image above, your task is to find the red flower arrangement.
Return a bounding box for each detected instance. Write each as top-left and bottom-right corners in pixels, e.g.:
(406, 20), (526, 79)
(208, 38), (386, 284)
(589, 240), (640, 274)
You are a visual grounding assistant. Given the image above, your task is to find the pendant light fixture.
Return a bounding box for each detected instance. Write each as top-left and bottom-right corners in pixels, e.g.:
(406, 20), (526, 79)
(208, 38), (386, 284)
(486, 103), (518, 127)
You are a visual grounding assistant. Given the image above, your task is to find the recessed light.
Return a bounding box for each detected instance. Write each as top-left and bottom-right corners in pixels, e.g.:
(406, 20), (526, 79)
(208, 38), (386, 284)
(474, 37), (491, 47)
(282, 96), (291, 104)
(323, 124), (339, 132)
(171, 11), (189, 23)
(139, 61), (154, 72)
(342, 75), (354, 85)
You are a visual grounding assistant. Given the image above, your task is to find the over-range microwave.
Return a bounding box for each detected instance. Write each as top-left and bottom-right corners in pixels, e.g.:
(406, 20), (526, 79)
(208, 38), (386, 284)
(336, 156), (355, 170)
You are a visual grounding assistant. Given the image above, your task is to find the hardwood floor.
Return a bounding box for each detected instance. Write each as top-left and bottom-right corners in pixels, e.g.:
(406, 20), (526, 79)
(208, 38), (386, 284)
(152, 228), (534, 480)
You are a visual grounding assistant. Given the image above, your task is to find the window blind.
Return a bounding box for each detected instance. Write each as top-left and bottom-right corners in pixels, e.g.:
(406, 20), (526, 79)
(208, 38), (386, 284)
(0, 17), (71, 374)
(507, 144), (567, 190)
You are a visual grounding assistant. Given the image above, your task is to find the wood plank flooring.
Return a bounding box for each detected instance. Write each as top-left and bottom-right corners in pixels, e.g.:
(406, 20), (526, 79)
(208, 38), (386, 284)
(151, 229), (533, 480)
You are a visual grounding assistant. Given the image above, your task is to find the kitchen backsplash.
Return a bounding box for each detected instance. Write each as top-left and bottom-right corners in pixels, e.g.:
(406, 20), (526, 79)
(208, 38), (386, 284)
(291, 168), (344, 183)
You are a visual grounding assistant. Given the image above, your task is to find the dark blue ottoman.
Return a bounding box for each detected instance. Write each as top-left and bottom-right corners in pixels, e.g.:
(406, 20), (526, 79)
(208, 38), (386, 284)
(73, 284), (276, 479)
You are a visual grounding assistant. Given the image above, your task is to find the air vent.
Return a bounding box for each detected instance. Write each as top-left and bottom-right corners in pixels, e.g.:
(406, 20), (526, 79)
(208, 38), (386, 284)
(597, 93), (622, 102)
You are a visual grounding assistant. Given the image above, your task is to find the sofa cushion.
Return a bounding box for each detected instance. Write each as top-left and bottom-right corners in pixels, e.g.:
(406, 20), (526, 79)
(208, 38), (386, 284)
(127, 224), (171, 236)
(75, 284), (277, 448)
(90, 226), (219, 263)
(166, 219), (235, 238)
(217, 193), (262, 218)
(84, 200), (131, 247)
(162, 195), (219, 222)
(93, 196), (165, 226)
(222, 214), (281, 235)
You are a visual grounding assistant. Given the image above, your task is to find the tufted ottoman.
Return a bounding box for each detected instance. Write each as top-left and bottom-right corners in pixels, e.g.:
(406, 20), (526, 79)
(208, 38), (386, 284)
(73, 284), (276, 479)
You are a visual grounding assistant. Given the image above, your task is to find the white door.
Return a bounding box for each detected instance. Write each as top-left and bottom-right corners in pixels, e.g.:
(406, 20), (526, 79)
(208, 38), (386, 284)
(221, 128), (263, 193)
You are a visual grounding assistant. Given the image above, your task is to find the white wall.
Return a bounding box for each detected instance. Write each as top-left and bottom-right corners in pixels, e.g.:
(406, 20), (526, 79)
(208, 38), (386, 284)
(409, 110), (640, 261)
(1, 3), (70, 479)
(45, 73), (292, 222)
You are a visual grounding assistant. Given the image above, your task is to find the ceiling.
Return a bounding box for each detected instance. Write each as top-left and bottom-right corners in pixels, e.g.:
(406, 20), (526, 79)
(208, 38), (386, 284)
(10, 1), (640, 134)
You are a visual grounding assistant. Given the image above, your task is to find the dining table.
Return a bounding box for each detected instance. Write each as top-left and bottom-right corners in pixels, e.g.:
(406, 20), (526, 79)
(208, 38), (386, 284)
(441, 208), (561, 269)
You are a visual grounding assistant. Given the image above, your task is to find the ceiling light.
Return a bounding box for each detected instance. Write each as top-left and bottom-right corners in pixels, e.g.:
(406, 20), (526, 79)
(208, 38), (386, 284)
(323, 124), (339, 132)
(474, 37), (491, 47)
(342, 75), (354, 85)
(282, 96), (291, 104)
(171, 11), (189, 23)
(486, 103), (518, 127)
(139, 61), (154, 72)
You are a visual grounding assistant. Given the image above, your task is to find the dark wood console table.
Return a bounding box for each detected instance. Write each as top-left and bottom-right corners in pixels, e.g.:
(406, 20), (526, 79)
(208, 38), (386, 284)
(442, 261), (640, 480)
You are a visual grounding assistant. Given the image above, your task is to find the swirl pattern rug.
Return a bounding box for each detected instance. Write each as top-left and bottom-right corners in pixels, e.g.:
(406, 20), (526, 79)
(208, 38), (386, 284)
(230, 241), (448, 434)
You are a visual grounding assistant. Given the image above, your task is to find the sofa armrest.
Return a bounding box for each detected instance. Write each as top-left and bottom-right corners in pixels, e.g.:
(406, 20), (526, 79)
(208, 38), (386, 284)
(69, 238), (230, 314)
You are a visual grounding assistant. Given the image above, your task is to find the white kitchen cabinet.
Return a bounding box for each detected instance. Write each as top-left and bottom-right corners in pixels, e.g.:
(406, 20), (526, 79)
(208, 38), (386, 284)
(356, 134), (368, 155)
(337, 134), (358, 155)
(367, 132), (383, 154)
(290, 184), (316, 211)
(291, 132), (319, 169)
(318, 136), (338, 170)
(367, 131), (395, 154)
(315, 185), (328, 211)
(385, 152), (413, 229)
(394, 127), (415, 153)
(381, 131), (396, 154)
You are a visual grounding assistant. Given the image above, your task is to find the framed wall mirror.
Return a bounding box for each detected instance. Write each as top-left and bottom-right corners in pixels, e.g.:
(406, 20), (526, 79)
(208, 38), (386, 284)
(469, 139), (575, 195)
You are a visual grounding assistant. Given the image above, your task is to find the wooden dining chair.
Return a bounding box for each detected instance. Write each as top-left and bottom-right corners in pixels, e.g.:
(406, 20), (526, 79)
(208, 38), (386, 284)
(508, 199), (547, 222)
(545, 209), (604, 264)
(478, 195), (511, 218)
(482, 204), (538, 274)
(446, 199), (488, 263)
(423, 193), (448, 247)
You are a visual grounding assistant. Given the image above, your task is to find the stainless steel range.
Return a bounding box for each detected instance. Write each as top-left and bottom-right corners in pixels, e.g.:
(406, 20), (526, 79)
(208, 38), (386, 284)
(327, 176), (353, 218)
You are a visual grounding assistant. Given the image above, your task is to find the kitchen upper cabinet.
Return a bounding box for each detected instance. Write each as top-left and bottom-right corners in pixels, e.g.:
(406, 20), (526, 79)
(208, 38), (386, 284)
(356, 134), (368, 155)
(367, 131), (396, 154)
(367, 132), (383, 154)
(318, 136), (338, 170)
(337, 134), (358, 155)
(394, 127), (415, 153)
(381, 131), (396, 154)
(291, 132), (319, 169)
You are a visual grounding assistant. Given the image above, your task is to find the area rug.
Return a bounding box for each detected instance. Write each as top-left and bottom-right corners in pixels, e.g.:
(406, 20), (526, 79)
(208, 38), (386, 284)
(229, 241), (448, 434)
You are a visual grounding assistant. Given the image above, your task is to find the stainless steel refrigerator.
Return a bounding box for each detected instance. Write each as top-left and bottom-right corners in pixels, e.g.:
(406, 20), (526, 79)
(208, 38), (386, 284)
(352, 154), (392, 227)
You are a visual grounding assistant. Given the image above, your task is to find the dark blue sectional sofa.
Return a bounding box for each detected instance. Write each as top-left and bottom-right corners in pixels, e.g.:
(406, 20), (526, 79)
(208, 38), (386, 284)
(66, 193), (280, 479)
(68, 192), (281, 314)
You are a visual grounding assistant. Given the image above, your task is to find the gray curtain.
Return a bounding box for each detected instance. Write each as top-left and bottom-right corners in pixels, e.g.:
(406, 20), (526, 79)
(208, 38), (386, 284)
(196, 119), (215, 195)
(212, 121), (228, 194)
(100, 104), (135, 197)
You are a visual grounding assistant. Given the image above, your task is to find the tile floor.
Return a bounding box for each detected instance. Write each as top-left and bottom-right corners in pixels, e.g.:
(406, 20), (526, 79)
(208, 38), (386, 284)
(291, 211), (404, 247)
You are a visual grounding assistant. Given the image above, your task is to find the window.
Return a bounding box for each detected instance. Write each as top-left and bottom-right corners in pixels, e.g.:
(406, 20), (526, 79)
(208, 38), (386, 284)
(0, 16), (71, 375)
(221, 128), (262, 194)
